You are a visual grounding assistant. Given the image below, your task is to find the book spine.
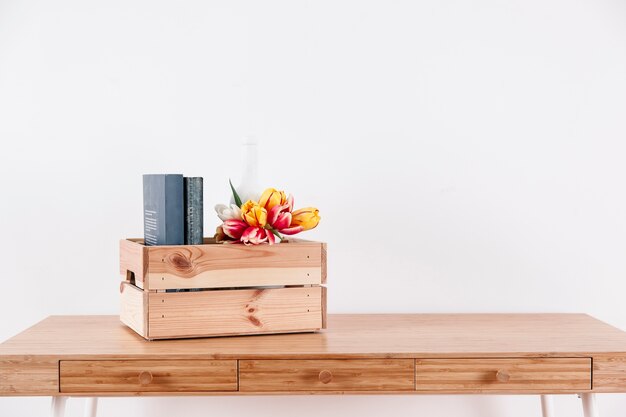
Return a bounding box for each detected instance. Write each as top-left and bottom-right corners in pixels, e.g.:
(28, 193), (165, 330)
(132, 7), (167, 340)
(184, 177), (204, 245)
(143, 174), (184, 246)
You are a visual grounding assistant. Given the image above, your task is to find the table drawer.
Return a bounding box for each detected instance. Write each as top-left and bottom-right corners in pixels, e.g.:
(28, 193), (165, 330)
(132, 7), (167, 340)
(416, 358), (591, 392)
(60, 360), (237, 393)
(239, 359), (414, 392)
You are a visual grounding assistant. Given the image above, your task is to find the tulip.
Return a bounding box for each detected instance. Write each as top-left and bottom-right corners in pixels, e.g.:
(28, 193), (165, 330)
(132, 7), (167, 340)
(259, 188), (288, 211)
(241, 226), (269, 245)
(268, 204), (292, 230)
(214, 225), (227, 243)
(290, 207), (320, 231)
(241, 200), (267, 227)
(286, 194), (294, 212)
(215, 203), (242, 222)
(280, 225), (304, 235)
(265, 229), (276, 245)
(222, 219), (248, 239)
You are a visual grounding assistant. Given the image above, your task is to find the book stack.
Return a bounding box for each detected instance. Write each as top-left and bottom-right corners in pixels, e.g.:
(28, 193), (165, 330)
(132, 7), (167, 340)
(143, 174), (204, 246)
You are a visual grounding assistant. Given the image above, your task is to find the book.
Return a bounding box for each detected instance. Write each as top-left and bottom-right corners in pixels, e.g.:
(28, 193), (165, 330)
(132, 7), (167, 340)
(143, 174), (184, 246)
(184, 177), (204, 245)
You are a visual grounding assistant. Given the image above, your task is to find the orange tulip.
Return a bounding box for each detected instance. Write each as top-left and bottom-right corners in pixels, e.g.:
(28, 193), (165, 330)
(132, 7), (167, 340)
(240, 200), (267, 227)
(290, 207), (320, 231)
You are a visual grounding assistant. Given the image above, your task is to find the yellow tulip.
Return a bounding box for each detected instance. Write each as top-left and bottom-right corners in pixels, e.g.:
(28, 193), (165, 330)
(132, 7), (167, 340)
(290, 207), (320, 231)
(241, 200), (267, 227)
(258, 188), (287, 211)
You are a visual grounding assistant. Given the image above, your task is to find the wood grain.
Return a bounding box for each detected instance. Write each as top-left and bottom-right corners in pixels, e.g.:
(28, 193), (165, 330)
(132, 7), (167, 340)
(145, 240), (323, 290)
(240, 359), (414, 391)
(321, 243), (327, 284)
(147, 287), (323, 339)
(119, 282), (147, 336)
(592, 355), (626, 392)
(149, 267), (322, 291)
(321, 286), (328, 329)
(416, 358), (591, 392)
(3, 314), (626, 396)
(119, 239), (148, 289)
(3, 314), (626, 359)
(0, 356), (59, 395)
(60, 360), (237, 393)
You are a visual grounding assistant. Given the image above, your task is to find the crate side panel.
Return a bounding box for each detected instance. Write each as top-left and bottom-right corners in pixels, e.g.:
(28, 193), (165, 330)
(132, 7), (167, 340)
(146, 242), (323, 290)
(147, 286), (323, 339)
(120, 239), (148, 289)
(120, 282), (147, 338)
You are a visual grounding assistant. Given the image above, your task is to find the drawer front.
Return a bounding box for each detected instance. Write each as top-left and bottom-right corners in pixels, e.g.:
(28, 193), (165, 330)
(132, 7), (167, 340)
(416, 358), (591, 392)
(239, 359), (415, 392)
(60, 360), (237, 393)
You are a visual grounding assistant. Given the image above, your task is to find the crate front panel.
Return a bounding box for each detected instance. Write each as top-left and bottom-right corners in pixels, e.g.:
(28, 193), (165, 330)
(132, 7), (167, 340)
(145, 242), (324, 290)
(147, 286), (324, 339)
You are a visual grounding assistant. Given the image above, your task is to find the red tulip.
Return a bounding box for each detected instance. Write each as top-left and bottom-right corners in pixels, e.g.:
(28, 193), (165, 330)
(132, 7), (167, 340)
(279, 225), (304, 235)
(241, 226), (269, 245)
(222, 219), (248, 240)
(268, 204), (292, 230)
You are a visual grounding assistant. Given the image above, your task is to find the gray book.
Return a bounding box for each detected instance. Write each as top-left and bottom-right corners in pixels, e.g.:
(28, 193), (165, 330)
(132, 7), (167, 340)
(143, 174), (184, 246)
(184, 177), (204, 245)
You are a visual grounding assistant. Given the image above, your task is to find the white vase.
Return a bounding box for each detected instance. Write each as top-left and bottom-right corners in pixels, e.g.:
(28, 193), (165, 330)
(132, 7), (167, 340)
(231, 137), (261, 204)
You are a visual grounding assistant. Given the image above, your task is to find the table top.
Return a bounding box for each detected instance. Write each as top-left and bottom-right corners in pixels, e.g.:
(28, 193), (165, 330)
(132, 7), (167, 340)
(2, 313), (626, 359)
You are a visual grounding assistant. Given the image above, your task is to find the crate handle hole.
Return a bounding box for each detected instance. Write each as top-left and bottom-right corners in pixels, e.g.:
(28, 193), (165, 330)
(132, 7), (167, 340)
(126, 270), (136, 286)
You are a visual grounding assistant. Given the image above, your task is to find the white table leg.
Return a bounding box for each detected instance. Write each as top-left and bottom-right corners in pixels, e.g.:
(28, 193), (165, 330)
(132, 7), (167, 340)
(541, 395), (555, 417)
(84, 397), (98, 417)
(51, 396), (68, 417)
(581, 393), (599, 417)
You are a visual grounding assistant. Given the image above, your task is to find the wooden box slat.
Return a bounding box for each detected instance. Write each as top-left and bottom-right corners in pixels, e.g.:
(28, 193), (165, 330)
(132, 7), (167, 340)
(148, 287), (323, 339)
(120, 239), (325, 290)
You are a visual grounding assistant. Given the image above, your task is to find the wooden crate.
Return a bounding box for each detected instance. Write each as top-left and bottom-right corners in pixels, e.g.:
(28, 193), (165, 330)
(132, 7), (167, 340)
(119, 238), (327, 340)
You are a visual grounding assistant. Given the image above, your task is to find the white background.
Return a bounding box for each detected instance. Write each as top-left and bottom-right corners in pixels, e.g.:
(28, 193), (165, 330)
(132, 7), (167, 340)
(2, 0), (626, 415)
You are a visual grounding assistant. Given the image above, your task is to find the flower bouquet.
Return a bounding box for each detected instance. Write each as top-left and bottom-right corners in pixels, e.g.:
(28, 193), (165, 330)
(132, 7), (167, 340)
(214, 181), (320, 245)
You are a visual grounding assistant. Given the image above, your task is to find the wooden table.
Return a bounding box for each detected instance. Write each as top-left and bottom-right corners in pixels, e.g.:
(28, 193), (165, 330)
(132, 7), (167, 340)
(2, 314), (626, 417)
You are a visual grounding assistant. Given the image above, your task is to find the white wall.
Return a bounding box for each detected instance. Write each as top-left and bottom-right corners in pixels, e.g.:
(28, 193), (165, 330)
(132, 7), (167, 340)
(2, 0), (626, 415)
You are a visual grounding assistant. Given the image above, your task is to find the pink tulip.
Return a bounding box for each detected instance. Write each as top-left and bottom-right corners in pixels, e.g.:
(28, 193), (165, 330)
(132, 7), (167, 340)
(222, 219), (248, 240)
(241, 226), (268, 245)
(268, 204), (292, 230)
(279, 225), (304, 235)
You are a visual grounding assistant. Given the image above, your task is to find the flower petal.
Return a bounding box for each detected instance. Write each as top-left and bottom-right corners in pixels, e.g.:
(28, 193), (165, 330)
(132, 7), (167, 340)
(222, 219), (248, 239)
(280, 225), (303, 235)
(273, 212), (292, 230)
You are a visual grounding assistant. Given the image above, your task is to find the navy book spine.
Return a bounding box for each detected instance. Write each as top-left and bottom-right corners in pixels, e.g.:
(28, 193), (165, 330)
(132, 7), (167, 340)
(184, 177), (204, 245)
(143, 174), (184, 246)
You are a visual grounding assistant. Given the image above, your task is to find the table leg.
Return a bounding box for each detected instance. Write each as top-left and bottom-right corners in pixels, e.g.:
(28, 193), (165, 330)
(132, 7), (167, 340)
(540, 395), (555, 417)
(581, 393), (599, 417)
(84, 397), (99, 417)
(50, 396), (68, 417)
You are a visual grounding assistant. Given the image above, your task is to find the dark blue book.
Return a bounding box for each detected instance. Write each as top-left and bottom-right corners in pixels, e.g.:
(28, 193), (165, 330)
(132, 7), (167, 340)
(184, 177), (204, 245)
(143, 174), (184, 246)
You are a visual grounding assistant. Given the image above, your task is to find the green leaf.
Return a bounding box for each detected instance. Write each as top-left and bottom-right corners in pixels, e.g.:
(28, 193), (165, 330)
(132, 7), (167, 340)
(270, 228), (284, 241)
(229, 179), (243, 207)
